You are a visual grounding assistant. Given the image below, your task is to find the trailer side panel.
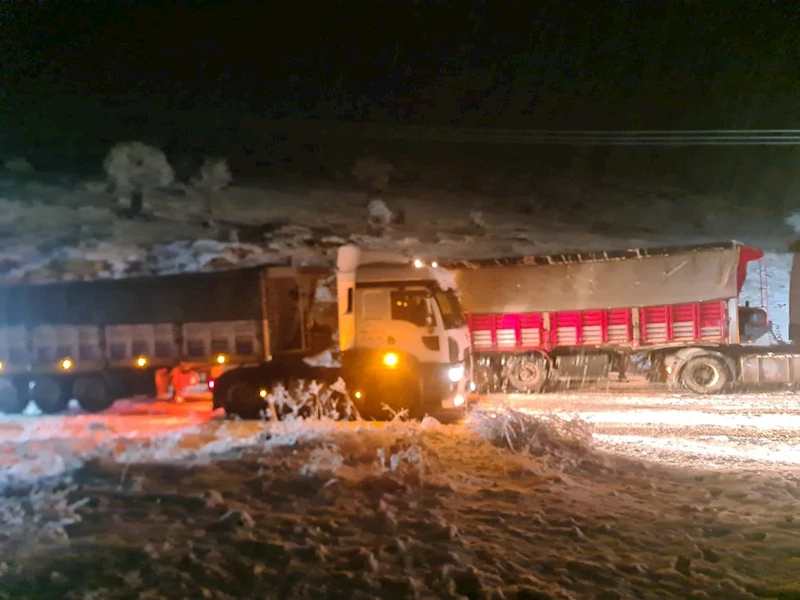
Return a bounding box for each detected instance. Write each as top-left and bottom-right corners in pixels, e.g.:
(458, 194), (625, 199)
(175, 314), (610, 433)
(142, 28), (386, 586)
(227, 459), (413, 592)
(469, 300), (730, 353)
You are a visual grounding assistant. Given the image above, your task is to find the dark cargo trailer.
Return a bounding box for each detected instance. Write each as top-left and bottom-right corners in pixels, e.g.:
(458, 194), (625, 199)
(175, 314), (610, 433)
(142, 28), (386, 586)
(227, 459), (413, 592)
(0, 264), (331, 414)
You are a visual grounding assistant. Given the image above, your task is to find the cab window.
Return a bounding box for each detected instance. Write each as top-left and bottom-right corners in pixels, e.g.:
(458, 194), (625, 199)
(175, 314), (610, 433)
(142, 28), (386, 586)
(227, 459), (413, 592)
(390, 290), (430, 327)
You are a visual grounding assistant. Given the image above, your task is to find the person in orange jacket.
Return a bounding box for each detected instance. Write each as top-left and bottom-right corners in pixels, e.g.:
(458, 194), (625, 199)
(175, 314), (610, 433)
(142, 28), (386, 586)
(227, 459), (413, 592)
(170, 362), (199, 403)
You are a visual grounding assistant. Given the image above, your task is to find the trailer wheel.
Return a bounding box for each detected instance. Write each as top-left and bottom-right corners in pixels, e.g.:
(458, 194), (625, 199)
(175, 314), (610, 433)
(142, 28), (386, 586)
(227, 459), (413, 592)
(681, 355), (730, 394)
(0, 379), (27, 414)
(73, 376), (115, 413)
(30, 376), (70, 414)
(506, 355), (548, 393)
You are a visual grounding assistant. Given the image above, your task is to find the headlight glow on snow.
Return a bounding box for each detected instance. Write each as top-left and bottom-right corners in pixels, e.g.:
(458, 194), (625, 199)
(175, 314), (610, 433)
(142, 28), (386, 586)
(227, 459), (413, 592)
(383, 352), (399, 368)
(447, 365), (465, 382)
(60, 358), (73, 371)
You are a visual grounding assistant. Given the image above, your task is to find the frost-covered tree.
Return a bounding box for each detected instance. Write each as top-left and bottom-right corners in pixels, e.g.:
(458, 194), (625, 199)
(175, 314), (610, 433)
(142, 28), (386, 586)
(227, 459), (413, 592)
(104, 141), (174, 216)
(193, 157), (232, 193)
(366, 198), (394, 235)
(192, 157), (232, 220)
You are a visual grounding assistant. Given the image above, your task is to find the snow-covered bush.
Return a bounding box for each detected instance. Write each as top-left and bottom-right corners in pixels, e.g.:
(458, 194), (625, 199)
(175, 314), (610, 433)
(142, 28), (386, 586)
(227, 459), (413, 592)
(263, 379), (360, 422)
(3, 157), (34, 173)
(0, 487), (86, 553)
(352, 156), (394, 191)
(192, 157), (232, 194)
(469, 209), (487, 230)
(366, 198), (394, 235)
(300, 443), (345, 477)
(104, 141), (175, 216)
(467, 405), (593, 467)
(785, 212), (800, 234)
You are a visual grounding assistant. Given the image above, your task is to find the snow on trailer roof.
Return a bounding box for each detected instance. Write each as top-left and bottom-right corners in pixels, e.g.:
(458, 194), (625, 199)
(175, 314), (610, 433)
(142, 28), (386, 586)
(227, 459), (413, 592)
(438, 240), (763, 269)
(445, 241), (762, 314)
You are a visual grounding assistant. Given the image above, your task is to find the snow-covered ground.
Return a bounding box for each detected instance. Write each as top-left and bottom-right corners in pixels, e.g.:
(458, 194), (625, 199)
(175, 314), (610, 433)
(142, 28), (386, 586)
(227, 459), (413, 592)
(1, 388), (800, 598)
(2, 399), (800, 599)
(483, 381), (800, 474)
(3, 170), (800, 597)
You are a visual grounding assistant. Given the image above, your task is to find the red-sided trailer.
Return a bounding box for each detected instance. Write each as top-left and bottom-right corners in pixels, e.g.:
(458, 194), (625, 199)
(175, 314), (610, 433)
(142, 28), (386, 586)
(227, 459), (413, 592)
(445, 241), (799, 394)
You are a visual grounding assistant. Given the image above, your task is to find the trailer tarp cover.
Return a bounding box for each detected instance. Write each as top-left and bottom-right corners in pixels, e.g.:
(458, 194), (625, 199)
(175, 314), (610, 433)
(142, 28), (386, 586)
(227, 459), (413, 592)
(0, 268), (266, 326)
(452, 245), (743, 313)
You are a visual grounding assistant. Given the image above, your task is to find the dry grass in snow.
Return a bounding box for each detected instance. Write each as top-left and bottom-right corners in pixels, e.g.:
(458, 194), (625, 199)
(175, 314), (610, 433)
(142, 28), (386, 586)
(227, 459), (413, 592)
(467, 405), (595, 470)
(2, 407), (800, 599)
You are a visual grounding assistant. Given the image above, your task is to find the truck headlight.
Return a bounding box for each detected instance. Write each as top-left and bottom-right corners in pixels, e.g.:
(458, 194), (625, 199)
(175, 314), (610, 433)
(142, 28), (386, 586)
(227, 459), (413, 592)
(448, 365), (465, 382)
(383, 352), (399, 368)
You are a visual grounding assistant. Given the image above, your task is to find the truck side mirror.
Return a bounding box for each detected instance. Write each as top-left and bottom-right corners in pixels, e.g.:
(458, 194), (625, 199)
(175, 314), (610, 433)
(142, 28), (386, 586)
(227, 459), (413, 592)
(424, 300), (436, 333)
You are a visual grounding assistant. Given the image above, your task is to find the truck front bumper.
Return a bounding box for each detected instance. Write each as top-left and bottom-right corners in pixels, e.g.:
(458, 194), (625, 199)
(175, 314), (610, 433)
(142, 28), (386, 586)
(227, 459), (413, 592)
(420, 362), (469, 410)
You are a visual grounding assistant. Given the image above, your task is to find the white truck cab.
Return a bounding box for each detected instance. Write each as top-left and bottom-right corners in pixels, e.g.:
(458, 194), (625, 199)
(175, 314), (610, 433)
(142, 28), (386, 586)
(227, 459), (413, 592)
(337, 246), (470, 415)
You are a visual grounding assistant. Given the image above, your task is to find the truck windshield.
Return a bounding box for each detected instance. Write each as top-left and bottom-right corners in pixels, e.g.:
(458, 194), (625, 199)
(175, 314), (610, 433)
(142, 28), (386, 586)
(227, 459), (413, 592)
(434, 290), (467, 330)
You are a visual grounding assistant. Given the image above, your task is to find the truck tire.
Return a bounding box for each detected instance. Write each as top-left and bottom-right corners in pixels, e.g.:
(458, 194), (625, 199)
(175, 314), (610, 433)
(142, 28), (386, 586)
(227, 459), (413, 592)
(506, 355), (548, 393)
(471, 362), (494, 394)
(0, 379), (27, 414)
(73, 376), (115, 413)
(30, 376), (70, 414)
(681, 355), (730, 394)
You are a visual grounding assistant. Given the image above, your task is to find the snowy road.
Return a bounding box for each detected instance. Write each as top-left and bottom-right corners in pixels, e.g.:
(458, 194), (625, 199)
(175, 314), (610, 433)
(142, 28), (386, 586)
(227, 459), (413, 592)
(479, 381), (800, 472)
(3, 384), (800, 486)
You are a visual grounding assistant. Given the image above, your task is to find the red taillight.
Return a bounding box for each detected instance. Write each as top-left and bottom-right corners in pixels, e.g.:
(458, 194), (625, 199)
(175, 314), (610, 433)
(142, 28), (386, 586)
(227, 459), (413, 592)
(208, 379), (216, 390)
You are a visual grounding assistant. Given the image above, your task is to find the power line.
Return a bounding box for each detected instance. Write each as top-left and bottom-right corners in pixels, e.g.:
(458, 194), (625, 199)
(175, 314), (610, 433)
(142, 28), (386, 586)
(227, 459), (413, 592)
(314, 123), (800, 146)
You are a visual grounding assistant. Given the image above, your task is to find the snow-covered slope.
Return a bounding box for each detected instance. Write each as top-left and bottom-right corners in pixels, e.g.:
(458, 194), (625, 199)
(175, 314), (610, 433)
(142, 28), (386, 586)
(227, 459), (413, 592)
(741, 252), (793, 342)
(1, 174), (796, 284)
(1, 175), (796, 339)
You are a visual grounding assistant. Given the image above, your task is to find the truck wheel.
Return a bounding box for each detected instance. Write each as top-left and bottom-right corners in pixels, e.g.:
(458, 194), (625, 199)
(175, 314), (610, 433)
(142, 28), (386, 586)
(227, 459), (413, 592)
(472, 362), (493, 394)
(73, 376), (115, 413)
(506, 355), (548, 393)
(30, 376), (70, 414)
(681, 355), (730, 394)
(0, 379), (27, 414)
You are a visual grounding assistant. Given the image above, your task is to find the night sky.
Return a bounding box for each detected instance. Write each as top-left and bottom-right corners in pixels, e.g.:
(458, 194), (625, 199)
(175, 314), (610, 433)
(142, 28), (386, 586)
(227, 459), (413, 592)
(4, 2), (799, 124)
(2, 1), (800, 183)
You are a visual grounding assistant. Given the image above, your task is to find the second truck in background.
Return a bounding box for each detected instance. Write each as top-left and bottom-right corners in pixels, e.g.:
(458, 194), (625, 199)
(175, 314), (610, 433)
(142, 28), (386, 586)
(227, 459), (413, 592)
(445, 241), (800, 394)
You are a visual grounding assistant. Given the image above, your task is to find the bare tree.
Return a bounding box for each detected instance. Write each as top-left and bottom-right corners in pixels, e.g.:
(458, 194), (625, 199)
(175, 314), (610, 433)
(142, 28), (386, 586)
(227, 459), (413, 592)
(191, 157), (232, 221)
(104, 142), (175, 216)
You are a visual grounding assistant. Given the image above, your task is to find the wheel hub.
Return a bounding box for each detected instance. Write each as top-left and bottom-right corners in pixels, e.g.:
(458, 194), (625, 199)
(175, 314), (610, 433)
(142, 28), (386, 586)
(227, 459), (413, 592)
(693, 365), (720, 388)
(517, 360), (541, 384)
